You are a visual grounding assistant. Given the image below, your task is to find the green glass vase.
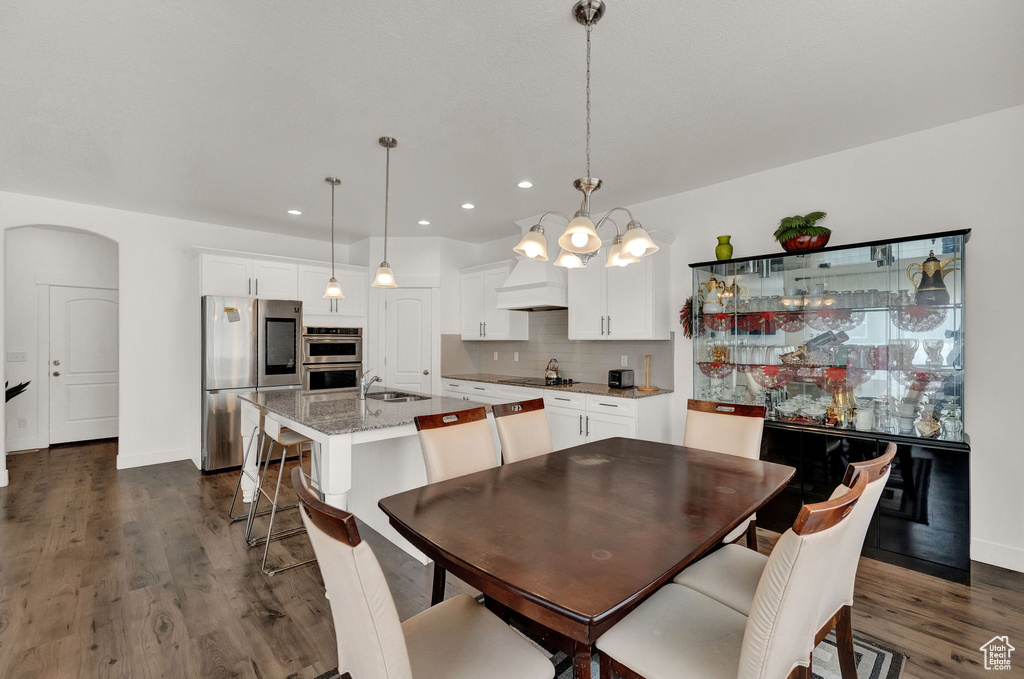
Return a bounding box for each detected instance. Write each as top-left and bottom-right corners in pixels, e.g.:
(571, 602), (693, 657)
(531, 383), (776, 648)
(715, 235), (733, 261)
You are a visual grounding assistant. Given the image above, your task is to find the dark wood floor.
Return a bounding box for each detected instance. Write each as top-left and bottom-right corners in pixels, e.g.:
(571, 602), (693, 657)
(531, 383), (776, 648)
(1, 441), (1022, 679)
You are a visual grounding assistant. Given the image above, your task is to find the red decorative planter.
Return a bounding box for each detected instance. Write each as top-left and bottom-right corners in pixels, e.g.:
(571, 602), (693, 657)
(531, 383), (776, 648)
(780, 233), (830, 252)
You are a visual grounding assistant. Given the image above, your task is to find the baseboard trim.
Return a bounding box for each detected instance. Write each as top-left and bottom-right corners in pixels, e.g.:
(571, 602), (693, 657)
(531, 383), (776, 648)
(972, 538), (1024, 574)
(116, 446), (193, 470)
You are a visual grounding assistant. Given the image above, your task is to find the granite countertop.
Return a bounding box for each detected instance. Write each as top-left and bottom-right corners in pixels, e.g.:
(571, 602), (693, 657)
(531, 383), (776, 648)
(239, 389), (490, 436)
(441, 373), (673, 399)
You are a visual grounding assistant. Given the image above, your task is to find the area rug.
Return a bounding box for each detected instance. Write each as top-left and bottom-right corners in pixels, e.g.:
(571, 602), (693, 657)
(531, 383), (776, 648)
(314, 624), (905, 679)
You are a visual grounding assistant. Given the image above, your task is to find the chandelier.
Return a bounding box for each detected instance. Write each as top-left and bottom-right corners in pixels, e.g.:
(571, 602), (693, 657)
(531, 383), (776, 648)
(514, 0), (657, 268)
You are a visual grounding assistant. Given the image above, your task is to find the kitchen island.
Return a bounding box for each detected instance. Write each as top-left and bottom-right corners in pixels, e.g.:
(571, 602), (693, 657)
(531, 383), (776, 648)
(239, 389), (494, 563)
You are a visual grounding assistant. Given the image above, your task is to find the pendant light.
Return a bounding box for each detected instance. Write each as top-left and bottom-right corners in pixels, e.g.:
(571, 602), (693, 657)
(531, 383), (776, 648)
(372, 136), (398, 288)
(521, 0), (657, 268)
(323, 177), (345, 299)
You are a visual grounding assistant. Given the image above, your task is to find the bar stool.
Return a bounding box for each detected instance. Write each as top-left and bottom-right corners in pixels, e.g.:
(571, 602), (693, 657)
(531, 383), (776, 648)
(227, 411), (292, 523)
(244, 414), (322, 575)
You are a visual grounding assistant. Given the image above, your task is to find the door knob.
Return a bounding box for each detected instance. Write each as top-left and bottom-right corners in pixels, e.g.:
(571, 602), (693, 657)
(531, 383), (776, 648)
(52, 371), (60, 377)
(423, 370), (430, 375)
(53, 359), (61, 366)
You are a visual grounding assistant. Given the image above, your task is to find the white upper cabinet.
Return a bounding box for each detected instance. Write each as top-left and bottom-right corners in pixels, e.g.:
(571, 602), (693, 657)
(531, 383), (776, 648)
(297, 263), (367, 319)
(567, 258), (606, 340)
(460, 271), (486, 339)
(253, 259), (299, 299)
(297, 263), (334, 315)
(459, 261), (528, 341)
(567, 237), (670, 341)
(201, 253), (367, 322)
(202, 254), (254, 297)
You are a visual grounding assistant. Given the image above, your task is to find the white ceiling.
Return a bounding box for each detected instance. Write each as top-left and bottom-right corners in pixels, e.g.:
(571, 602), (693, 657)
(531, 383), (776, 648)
(2, 1), (1023, 244)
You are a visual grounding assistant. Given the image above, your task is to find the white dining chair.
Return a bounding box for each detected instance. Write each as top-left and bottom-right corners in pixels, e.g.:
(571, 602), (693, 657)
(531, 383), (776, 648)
(672, 443), (897, 678)
(492, 398), (554, 464)
(290, 468), (554, 679)
(595, 472), (869, 679)
(684, 399), (767, 549)
(414, 406), (500, 604)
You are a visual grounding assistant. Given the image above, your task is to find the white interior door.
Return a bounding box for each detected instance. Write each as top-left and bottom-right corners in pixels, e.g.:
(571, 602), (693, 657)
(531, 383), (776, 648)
(49, 286), (119, 444)
(385, 288), (432, 394)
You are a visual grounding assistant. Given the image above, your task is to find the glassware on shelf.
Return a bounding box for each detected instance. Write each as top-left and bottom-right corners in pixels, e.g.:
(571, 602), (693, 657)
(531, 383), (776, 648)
(873, 396), (895, 434)
(923, 339), (945, 367)
(889, 338), (919, 369)
(890, 305), (948, 333)
(939, 396), (964, 441)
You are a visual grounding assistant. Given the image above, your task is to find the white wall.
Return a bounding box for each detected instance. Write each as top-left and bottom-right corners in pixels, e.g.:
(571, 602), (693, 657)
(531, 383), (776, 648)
(4, 226), (119, 451)
(621, 104), (1024, 572)
(0, 192), (343, 478)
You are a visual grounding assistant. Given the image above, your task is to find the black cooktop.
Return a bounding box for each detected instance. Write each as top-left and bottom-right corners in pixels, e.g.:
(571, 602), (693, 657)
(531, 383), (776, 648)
(499, 377), (574, 387)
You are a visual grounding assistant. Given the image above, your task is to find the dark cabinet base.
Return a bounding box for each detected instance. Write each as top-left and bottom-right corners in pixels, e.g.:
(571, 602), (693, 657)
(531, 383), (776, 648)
(760, 423), (970, 583)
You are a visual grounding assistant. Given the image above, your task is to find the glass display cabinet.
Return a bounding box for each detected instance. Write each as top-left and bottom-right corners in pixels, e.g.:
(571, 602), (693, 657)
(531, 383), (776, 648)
(689, 230), (970, 581)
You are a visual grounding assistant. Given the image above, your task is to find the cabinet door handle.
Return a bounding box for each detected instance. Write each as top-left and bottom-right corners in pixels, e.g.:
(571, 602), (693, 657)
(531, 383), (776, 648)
(579, 414), (583, 436)
(585, 416), (590, 437)
(555, 397), (570, 401)
(255, 279), (259, 296)
(479, 322), (483, 337)
(483, 322), (487, 337)
(248, 278), (252, 295)
(598, 402), (617, 408)
(601, 316), (605, 335)
(607, 316), (611, 335)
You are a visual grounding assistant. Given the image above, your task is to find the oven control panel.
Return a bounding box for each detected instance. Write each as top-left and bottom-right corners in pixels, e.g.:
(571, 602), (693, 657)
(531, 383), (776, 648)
(303, 327), (361, 336)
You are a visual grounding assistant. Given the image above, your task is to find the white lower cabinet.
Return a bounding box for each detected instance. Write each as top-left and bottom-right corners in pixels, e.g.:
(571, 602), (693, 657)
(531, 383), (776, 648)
(440, 378), (670, 449)
(546, 405), (586, 450)
(585, 411), (637, 442)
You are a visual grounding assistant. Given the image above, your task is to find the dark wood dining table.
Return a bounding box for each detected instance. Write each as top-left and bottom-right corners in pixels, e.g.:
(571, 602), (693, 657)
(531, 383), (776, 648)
(378, 437), (795, 679)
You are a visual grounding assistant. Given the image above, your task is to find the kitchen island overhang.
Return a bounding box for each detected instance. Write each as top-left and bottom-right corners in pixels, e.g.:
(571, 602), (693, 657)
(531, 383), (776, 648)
(239, 389), (497, 563)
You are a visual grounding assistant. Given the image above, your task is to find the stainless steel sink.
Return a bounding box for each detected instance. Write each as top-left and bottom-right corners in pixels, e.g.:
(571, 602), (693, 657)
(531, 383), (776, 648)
(365, 391), (430, 403)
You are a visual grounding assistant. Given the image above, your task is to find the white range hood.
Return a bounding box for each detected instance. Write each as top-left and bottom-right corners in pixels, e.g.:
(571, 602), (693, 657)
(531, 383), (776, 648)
(494, 257), (568, 311)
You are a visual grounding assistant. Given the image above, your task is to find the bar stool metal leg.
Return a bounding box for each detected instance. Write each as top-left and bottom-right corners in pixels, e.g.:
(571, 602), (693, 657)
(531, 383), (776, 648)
(260, 440), (315, 575)
(227, 425), (262, 522)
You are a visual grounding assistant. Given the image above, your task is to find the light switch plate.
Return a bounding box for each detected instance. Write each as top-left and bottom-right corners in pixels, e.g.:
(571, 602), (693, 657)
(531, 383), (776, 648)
(514, 352), (519, 361)
(621, 355), (628, 367)
(6, 352), (28, 363)
(493, 351), (498, 361)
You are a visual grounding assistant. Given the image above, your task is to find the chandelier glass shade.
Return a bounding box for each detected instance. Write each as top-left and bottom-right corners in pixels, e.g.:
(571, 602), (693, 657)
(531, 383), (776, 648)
(513, 224), (549, 261)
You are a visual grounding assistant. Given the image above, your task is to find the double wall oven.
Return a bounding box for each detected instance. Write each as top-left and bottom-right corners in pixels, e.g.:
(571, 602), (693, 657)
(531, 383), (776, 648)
(302, 327), (362, 392)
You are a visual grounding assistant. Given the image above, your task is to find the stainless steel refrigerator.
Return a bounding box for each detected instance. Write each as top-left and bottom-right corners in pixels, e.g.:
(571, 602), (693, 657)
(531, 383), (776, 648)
(201, 296), (303, 471)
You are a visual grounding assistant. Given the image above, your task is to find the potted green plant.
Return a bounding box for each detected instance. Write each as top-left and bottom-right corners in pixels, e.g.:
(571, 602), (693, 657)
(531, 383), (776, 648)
(773, 211), (831, 252)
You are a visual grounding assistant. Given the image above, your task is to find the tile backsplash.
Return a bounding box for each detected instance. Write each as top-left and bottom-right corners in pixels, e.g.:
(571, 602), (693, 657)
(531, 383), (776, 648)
(441, 310), (674, 388)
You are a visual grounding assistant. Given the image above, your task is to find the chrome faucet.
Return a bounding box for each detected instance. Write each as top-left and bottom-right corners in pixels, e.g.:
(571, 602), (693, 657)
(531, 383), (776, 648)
(359, 369), (382, 400)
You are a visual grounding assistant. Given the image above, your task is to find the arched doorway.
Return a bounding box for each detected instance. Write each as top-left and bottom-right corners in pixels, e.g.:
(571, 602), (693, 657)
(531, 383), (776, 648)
(3, 225), (119, 471)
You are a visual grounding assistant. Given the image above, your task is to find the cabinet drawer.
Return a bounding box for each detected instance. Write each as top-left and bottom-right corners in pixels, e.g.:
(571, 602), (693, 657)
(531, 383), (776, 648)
(494, 385), (541, 403)
(443, 379), (469, 393)
(585, 394), (637, 418)
(464, 382), (496, 397)
(544, 391), (586, 411)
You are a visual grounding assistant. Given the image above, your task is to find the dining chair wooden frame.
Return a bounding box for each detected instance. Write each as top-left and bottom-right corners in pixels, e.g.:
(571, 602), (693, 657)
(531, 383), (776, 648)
(599, 473), (869, 679)
(414, 406), (495, 605)
(492, 398), (554, 464)
(685, 399), (767, 550)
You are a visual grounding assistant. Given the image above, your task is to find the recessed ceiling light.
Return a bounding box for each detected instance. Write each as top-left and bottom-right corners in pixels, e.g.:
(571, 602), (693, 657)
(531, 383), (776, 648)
(287, 209), (302, 215)
(462, 203), (475, 209)
(517, 181), (533, 188)
(418, 220), (430, 226)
